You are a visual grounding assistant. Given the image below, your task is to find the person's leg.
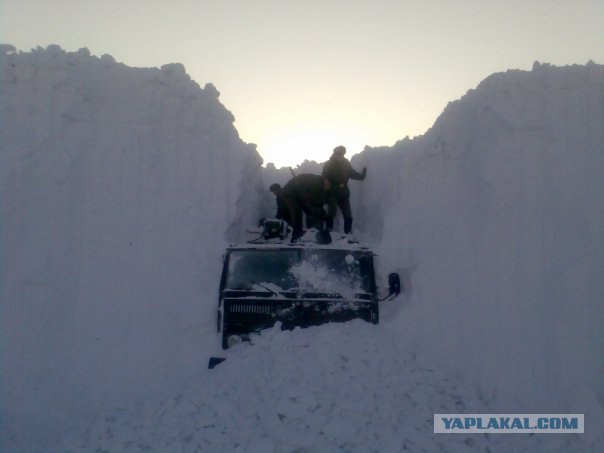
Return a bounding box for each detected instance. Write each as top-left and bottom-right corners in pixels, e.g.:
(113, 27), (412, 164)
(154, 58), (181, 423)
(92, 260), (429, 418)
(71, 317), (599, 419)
(325, 195), (337, 230)
(340, 196), (353, 234)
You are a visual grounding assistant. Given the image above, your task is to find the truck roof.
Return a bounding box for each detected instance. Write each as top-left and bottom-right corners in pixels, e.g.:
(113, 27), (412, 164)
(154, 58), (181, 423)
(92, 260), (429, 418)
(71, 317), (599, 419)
(226, 238), (374, 253)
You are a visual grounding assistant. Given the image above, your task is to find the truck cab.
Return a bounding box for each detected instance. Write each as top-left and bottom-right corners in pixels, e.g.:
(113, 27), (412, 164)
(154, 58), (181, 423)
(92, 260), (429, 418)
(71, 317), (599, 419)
(216, 223), (400, 350)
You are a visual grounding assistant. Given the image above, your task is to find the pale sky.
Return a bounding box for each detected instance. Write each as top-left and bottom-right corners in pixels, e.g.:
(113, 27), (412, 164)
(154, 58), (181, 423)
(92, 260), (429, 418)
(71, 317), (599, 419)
(1, 0), (602, 167)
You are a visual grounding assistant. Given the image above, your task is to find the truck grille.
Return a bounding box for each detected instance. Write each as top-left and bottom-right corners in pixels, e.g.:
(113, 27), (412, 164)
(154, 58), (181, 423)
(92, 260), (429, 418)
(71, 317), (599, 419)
(229, 304), (273, 314)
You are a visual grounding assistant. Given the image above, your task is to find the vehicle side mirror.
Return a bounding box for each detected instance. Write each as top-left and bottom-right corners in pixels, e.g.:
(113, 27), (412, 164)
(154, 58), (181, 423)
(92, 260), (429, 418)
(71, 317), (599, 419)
(208, 357), (226, 369)
(388, 272), (401, 297)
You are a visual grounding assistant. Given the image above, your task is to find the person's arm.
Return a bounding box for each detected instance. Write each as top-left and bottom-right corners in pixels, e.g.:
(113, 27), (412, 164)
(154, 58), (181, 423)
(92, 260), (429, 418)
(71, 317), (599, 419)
(348, 163), (367, 180)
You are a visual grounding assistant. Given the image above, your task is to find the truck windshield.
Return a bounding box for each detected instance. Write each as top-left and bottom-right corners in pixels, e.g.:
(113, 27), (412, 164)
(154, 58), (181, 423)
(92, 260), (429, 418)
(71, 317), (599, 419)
(226, 250), (299, 290)
(224, 249), (373, 295)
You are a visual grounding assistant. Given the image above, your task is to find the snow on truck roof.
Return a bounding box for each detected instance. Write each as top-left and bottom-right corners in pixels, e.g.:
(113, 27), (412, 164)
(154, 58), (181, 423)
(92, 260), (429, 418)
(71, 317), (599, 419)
(227, 242), (373, 252)
(228, 233), (374, 253)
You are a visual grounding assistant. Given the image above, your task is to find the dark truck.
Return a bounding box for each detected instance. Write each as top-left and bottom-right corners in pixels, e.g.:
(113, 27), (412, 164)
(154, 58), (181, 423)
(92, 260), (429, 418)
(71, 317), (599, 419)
(215, 228), (401, 351)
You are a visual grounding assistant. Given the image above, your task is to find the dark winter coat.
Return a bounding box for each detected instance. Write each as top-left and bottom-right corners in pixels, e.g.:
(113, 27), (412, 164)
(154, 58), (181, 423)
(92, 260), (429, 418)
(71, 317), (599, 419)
(274, 192), (290, 223)
(280, 174), (328, 239)
(280, 174), (328, 207)
(322, 155), (366, 196)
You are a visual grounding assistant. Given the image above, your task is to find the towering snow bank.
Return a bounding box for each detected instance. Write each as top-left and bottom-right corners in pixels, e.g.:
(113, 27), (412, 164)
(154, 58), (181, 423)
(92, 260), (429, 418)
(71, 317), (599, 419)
(261, 64), (603, 432)
(0, 45), (263, 447)
(361, 63), (603, 424)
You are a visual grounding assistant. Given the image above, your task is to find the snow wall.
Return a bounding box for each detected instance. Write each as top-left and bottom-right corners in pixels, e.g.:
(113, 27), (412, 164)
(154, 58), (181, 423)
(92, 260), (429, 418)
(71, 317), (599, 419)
(0, 45), (263, 446)
(263, 61), (604, 439)
(349, 62), (604, 413)
(2, 44), (603, 450)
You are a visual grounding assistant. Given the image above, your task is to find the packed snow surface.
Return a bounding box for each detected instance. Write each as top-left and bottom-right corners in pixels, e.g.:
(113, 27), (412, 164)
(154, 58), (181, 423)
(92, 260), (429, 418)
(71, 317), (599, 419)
(58, 322), (583, 452)
(1, 46), (603, 451)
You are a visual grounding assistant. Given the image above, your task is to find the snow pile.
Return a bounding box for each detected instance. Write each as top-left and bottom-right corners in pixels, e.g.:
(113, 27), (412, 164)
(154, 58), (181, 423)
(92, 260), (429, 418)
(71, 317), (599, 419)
(353, 62), (604, 432)
(290, 252), (363, 300)
(58, 321), (582, 453)
(0, 45), (263, 448)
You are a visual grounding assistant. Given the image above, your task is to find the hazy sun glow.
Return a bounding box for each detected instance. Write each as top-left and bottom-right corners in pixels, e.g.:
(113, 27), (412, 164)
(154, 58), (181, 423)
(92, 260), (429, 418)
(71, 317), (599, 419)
(252, 121), (370, 168)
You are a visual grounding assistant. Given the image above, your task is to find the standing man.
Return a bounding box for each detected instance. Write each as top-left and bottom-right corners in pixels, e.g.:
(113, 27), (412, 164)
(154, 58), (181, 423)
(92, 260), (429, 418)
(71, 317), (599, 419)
(279, 174), (330, 241)
(322, 145), (367, 235)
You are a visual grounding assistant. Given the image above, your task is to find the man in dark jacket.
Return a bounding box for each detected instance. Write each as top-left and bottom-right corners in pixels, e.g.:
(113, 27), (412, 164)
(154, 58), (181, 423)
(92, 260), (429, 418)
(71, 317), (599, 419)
(322, 145), (367, 235)
(269, 183), (291, 225)
(280, 174), (330, 241)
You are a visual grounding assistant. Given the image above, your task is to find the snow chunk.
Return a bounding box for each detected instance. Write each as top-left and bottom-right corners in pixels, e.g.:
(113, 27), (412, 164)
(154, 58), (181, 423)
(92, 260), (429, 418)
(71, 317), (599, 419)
(0, 44), (16, 55)
(100, 53), (115, 64)
(290, 257), (362, 300)
(76, 47), (90, 57)
(46, 44), (63, 57)
(161, 62), (187, 77)
(203, 82), (220, 98)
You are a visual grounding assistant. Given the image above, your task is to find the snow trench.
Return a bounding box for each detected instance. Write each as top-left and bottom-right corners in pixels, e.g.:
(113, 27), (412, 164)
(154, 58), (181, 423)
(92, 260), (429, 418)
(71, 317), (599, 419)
(1, 45), (603, 451)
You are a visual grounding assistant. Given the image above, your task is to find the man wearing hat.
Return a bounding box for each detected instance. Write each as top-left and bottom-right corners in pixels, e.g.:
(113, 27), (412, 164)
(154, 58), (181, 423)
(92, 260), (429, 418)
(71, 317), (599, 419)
(322, 145), (367, 235)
